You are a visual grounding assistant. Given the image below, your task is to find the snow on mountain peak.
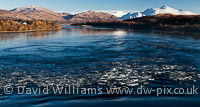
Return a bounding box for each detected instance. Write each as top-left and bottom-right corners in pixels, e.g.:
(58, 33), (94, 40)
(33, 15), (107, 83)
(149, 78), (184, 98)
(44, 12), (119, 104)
(113, 11), (128, 17)
(92, 10), (135, 18)
(120, 5), (197, 20)
(11, 6), (52, 13)
(160, 5), (171, 9)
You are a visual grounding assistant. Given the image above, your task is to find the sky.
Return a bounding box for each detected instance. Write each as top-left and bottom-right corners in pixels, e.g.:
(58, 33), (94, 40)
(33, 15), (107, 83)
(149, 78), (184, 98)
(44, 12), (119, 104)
(0, 0), (199, 14)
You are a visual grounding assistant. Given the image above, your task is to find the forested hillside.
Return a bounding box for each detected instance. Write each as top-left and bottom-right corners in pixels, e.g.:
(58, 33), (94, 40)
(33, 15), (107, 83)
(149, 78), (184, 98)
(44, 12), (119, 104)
(0, 19), (61, 32)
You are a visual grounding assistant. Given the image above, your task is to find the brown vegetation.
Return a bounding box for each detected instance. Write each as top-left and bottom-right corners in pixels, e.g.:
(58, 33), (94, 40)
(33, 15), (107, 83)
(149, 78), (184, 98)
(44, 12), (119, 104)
(0, 6), (120, 24)
(66, 11), (121, 23)
(72, 14), (200, 32)
(0, 19), (61, 32)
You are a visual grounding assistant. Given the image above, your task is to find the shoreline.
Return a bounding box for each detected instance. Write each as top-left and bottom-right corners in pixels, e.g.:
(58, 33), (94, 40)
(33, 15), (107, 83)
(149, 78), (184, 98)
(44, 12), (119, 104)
(71, 14), (200, 34)
(70, 24), (200, 39)
(0, 19), (62, 33)
(71, 24), (200, 33)
(0, 28), (62, 33)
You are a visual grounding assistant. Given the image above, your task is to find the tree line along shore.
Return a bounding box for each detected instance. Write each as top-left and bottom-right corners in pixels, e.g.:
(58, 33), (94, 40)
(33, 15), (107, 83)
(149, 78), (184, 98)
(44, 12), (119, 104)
(72, 14), (200, 32)
(0, 19), (61, 32)
(1, 14), (200, 32)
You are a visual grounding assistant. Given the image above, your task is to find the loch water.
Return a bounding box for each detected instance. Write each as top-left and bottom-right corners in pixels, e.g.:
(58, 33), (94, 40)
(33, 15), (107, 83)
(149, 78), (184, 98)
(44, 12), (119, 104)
(0, 26), (200, 107)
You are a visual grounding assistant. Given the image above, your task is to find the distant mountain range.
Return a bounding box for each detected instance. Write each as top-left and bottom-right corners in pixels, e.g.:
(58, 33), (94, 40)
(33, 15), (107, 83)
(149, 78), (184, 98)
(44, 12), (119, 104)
(0, 5), (198, 23)
(64, 11), (120, 23)
(119, 5), (197, 20)
(94, 10), (134, 17)
(0, 6), (120, 23)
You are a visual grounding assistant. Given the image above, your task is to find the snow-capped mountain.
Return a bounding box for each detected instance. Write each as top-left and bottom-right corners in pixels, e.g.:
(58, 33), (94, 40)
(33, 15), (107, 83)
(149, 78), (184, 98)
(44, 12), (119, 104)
(120, 12), (143, 20)
(93, 10), (135, 17)
(112, 11), (130, 17)
(120, 5), (197, 20)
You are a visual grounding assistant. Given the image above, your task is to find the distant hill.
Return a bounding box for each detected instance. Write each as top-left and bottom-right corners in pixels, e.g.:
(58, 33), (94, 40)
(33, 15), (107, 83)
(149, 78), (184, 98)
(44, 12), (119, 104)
(0, 9), (12, 14)
(10, 6), (70, 23)
(11, 5), (54, 13)
(66, 11), (121, 23)
(0, 6), (120, 24)
(0, 9), (27, 20)
(73, 14), (200, 32)
(125, 13), (200, 25)
(120, 5), (197, 20)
